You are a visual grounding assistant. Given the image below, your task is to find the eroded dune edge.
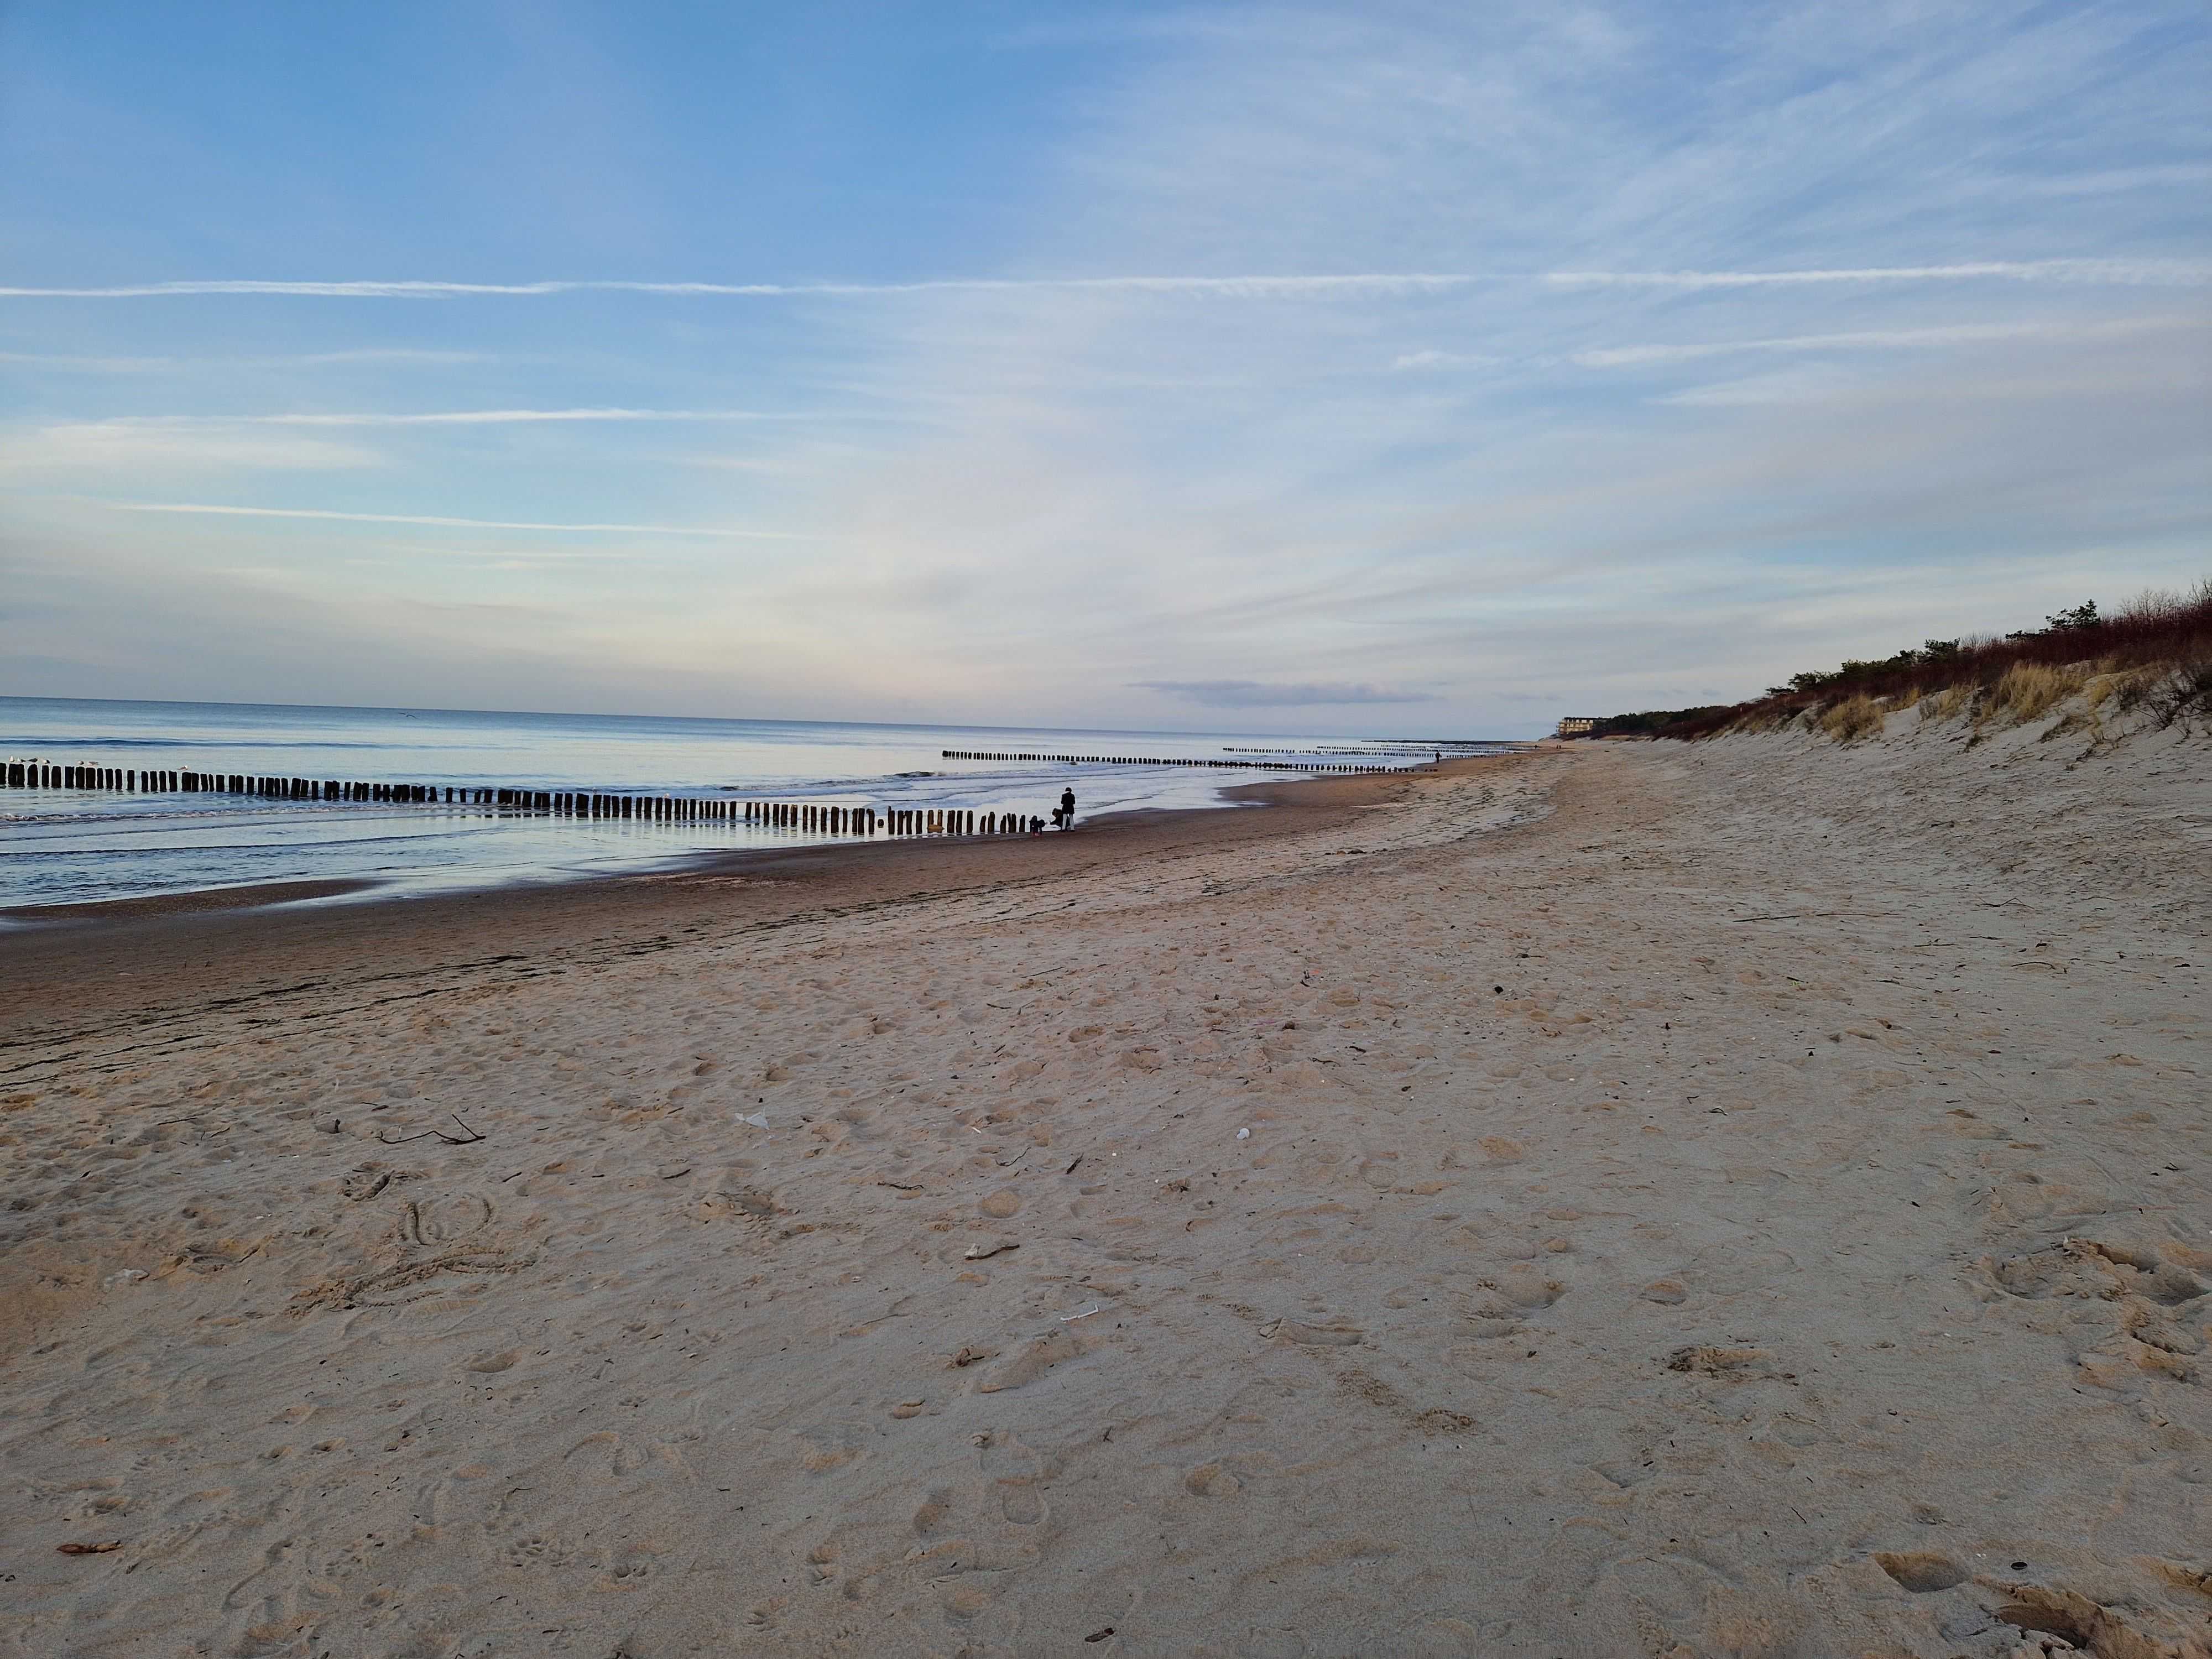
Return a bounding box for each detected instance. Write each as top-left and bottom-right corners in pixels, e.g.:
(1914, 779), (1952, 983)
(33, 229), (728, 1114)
(3, 701), (2206, 1659)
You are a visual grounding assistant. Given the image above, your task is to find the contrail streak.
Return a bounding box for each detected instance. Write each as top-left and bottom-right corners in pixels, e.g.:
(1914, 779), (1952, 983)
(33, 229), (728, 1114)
(103, 502), (823, 539)
(6, 259), (2204, 300)
(89, 408), (812, 427)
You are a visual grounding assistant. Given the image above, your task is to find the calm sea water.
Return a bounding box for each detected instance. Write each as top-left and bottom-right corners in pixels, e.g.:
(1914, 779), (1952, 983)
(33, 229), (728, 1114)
(1, 697), (1507, 912)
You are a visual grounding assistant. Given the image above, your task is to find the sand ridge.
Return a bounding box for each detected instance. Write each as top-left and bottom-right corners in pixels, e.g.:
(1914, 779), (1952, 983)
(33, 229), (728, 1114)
(1, 721), (2206, 1657)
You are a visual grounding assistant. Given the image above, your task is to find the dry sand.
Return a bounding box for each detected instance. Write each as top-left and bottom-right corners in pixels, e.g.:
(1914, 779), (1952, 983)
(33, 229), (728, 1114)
(2, 704), (2206, 1658)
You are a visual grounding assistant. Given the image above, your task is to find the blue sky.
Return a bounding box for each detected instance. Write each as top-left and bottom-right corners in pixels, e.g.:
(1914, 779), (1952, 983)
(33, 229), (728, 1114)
(3, 1), (2207, 735)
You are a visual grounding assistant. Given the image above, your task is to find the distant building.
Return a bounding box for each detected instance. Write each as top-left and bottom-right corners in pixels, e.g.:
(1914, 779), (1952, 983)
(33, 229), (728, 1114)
(1555, 717), (1598, 737)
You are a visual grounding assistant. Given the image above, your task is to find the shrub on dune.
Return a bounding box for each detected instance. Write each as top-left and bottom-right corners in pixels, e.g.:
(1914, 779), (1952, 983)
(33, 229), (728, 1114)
(1595, 577), (2211, 742)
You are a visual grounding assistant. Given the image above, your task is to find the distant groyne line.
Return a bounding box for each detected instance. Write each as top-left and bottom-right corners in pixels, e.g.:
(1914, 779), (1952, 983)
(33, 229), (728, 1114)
(942, 749), (1423, 774)
(3, 759), (1044, 838)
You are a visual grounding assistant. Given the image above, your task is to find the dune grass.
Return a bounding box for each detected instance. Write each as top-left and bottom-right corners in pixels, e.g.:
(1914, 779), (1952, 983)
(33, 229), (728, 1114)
(1819, 695), (1887, 742)
(1625, 579), (2212, 742)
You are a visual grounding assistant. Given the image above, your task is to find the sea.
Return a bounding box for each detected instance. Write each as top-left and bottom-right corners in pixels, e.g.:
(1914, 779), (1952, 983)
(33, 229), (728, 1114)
(1, 697), (1516, 914)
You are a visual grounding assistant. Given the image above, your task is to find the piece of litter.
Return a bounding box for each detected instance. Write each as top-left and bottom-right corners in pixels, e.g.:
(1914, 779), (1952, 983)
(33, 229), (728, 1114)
(101, 1269), (147, 1290)
(964, 1241), (1019, 1260)
(738, 1113), (769, 1129)
(1235, 1128), (1251, 1141)
(1060, 1303), (1102, 1322)
(57, 1541), (122, 1555)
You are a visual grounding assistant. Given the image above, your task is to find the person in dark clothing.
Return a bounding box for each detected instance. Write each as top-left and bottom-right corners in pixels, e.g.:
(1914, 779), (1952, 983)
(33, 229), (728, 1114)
(1058, 786), (1076, 828)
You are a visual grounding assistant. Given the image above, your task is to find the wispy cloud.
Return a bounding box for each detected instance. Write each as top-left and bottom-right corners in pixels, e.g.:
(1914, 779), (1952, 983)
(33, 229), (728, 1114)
(1136, 680), (1438, 707)
(6, 259), (2206, 302)
(0, 274), (1486, 300)
(97, 500), (824, 539)
(1392, 349), (1501, 372)
(0, 427), (379, 477)
(0, 347), (495, 371)
(1573, 315), (2208, 368)
(1540, 260), (2212, 290)
(80, 408), (816, 427)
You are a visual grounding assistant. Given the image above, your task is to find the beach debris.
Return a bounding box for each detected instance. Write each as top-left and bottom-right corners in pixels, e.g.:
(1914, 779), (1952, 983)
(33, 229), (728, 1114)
(738, 1112), (770, 1129)
(656, 1163), (692, 1180)
(57, 1541), (122, 1555)
(1060, 1303), (1102, 1322)
(1064, 1156), (1083, 1175)
(1236, 1128), (1251, 1141)
(317, 1118), (342, 1134)
(100, 1269), (147, 1290)
(951, 1346), (991, 1368)
(1086, 1629), (1116, 1644)
(346, 1171), (392, 1203)
(964, 1241), (1018, 1261)
(377, 1113), (484, 1147)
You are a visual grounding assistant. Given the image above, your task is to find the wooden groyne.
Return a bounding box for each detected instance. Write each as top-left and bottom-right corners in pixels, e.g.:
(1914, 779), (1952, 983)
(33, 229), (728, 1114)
(942, 749), (1413, 773)
(1, 759), (1037, 838)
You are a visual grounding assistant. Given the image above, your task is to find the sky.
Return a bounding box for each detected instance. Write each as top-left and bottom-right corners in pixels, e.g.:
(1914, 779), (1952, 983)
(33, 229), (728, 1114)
(3, 1), (2208, 737)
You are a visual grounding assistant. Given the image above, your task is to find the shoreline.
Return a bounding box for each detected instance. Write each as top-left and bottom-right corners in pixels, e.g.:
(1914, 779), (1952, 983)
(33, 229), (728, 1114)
(0, 760), (1448, 1051)
(0, 765), (1392, 931)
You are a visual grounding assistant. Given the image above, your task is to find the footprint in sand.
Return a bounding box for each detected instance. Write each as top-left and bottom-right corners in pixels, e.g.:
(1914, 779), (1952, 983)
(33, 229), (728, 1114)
(1874, 1550), (1968, 1592)
(1185, 1462), (1243, 1498)
(1482, 1265), (1564, 1308)
(911, 1489), (953, 1533)
(978, 1327), (1094, 1391)
(400, 1192), (494, 1246)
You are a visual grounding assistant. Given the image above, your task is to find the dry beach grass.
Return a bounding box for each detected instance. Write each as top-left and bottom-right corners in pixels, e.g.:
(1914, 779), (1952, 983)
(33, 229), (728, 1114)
(1, 700), (2206, 1657)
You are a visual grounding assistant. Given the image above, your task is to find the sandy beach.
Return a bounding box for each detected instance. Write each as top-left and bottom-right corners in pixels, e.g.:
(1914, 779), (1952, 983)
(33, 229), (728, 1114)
(3, 709), (2206, 1658)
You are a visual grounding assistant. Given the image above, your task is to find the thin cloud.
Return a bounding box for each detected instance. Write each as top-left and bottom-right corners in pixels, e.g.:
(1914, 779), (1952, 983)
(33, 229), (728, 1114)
(1543, 259), (2212, 290)
(0, 427), (379, 477)
(6, 259), (2206, 301)
(0, 347), (495, 371)
(1574, 315), (2206, 367)
(0, 274), (1488, 300)
(1138, 679), (1438, 707)
(1392, 349), (1503, 372)
(100, 502), (825, 539)
(86, 408), (816, 427)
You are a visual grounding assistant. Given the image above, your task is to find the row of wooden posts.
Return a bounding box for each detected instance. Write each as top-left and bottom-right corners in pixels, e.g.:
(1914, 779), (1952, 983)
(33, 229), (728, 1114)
(942, 748), (1406, 773)
(2, 759), (1033, 838)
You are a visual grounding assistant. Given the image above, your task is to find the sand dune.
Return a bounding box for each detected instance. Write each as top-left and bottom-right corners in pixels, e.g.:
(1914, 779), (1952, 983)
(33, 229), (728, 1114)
(2, 705), (2206, 1657)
